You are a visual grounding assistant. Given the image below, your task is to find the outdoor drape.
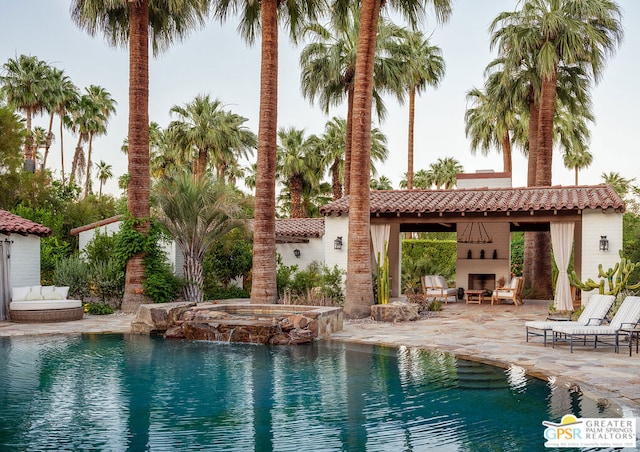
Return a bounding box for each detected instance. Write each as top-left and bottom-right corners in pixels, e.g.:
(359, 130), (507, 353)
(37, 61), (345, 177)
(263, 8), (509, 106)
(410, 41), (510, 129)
(0, 239), (10, 321)
(371, 224), (390, 266)
(550, 222), (574, 312)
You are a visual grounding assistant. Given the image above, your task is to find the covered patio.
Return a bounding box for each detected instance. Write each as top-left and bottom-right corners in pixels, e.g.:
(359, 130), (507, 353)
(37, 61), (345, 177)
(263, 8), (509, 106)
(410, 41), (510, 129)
(321, 178), (625, 307)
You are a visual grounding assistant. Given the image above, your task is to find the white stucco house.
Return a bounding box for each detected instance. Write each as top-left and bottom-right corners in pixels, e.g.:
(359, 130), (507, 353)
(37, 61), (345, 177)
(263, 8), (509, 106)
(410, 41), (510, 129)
(0, 210), (52, 320)
(70, 215), (184, 277)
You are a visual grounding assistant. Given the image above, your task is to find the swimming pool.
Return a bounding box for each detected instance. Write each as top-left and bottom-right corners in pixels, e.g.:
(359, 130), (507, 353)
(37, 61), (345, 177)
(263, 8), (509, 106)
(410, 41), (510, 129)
(0, 334), (618, 450)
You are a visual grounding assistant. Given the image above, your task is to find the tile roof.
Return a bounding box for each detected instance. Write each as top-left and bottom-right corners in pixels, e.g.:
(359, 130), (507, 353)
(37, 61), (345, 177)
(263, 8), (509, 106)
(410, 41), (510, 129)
(248, 218), (325, 239)
(69, 215), (123, 236)
(320, 185), (625, 217)
(0, 210), (52, 237)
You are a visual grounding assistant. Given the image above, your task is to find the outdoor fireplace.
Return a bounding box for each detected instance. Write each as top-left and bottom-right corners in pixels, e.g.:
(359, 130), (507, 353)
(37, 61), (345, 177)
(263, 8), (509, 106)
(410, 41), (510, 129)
(468, 274), (496, 291)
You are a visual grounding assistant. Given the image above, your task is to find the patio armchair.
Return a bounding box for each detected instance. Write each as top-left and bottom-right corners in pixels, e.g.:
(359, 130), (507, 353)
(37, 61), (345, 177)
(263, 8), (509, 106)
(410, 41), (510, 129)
(422, 275), (457, 304)
(525, 294), (615, 346)
(551, 296), (640, 353)
(491, 276), (524, 306)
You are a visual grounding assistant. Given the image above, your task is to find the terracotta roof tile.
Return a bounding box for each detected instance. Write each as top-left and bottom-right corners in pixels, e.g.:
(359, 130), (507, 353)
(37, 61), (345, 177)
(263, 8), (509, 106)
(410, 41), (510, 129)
(248, 218), (325, 238)
(0, 210), (52, 237)
(320, 185), (625, 216)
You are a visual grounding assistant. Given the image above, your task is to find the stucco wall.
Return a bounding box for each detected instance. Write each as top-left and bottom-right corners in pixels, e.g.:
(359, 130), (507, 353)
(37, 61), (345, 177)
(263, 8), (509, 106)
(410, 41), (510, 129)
(456, 222), (511, 290)
(324, 216), (349, 272)
(580, 209), (623, 304)
(277, 237), (325, 270)
(2, 233), (41, 287)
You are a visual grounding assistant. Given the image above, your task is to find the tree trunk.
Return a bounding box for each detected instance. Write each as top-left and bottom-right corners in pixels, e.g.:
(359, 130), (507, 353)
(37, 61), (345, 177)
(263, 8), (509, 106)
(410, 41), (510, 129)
(290, 175), (303, 218)
(501, 131), (511, 174)
(59, 116), (66, 185)
(182, 249), (204, 303)
(344, 85), (354, 196)
(43, 112), (55, 170)
(531, 70), (558, 300)
(407, 88), (416, 189)
(523, 86), (539, 293)
(84, 133), (93, 197)
(70, 135), (83, 185)
(250, 0), (278, 304)
(121, 0), (151, 314)
(197, 147), (207, 182)
(331, 161), (342, 200)
(344, 0), (380, 319)
(24, 110), (34, 172)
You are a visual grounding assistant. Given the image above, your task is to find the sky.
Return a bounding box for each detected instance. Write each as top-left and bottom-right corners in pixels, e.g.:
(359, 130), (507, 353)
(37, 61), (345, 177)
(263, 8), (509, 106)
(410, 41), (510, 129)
(1, 1), (639, 197)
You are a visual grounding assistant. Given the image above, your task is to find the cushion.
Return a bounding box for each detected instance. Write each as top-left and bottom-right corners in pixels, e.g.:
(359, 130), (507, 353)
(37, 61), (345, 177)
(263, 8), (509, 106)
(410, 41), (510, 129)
(11, 286), (32, 302)
(422, 275), (433, 288)
(25, 292), (44, 301)
(41, 285), (54, 294)
(53, 286), (70, 299)
(29, 285), (42, 294)
(510, 278), (519, 288)
(42, 291), (64, 300)
(10, 299), (82, 310)
(435, 276), (448, 289)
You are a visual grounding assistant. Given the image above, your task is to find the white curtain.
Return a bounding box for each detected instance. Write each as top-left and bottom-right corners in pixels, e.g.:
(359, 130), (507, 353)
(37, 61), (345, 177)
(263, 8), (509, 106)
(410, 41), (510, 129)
(0, 239), (10, 321)
(551, 222), (574, 312)
(370, 224), (390, 266)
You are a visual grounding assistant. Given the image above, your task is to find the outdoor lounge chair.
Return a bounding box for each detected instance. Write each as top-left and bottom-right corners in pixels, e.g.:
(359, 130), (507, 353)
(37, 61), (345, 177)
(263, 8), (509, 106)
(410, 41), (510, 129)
(491, 276), (524, 306)
(422, 275), (457, 304)
(551, 296), (640, 353)
(525, 294), (615, 346)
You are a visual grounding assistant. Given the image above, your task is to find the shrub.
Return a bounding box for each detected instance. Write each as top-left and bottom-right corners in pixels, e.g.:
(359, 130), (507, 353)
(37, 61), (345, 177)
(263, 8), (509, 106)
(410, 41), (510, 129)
(53, 257), (90, 299)
(90, 259), (125, 303)
(205, 286), (250, 300)
(85, 302), (115, 315)
(277, 261), (345, 306)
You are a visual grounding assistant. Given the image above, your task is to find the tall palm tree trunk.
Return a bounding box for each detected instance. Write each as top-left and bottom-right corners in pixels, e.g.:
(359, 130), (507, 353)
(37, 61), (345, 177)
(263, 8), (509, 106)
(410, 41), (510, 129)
(43, 113), (55, 170)
(290, 175), (303, 219)
(407, 88), (416, 189)
(71, 135), (83, 184)
(344, 85), (354, 196)
(24, 110), (34, 171)
(122, 0), (151, 314)
(531, 71), (558, 300)
(84, 133), (94, 197)
(344, 0), (380, 319)
(250, 0), (278, 305)
(501, 132), (511, 173)
(197, 147), (207, 182)
(59, 116), (66, 185)
(523, 88), (539, 292)
(331, 161), (342, 200)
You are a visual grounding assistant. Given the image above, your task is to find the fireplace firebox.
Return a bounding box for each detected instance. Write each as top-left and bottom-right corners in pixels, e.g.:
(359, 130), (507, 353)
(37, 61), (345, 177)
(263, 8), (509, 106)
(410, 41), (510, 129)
(468, 274), (496, 291)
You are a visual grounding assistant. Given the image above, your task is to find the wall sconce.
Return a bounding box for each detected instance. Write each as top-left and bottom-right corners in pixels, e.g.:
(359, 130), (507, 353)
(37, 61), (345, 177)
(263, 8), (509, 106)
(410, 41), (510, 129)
(599, 235), (609, 251)
(334, 236), (343, 250)
(293, 248), (301, 258)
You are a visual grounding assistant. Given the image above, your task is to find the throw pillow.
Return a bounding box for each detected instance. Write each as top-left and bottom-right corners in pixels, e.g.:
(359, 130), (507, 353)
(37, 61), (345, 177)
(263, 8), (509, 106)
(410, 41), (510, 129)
(53, 286), (70, 299)
(11, 286), (31, 301)
(25, 292), (44, 301)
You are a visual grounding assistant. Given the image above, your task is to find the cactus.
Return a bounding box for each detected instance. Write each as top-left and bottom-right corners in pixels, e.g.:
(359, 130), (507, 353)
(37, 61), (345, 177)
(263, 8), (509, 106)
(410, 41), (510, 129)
(569, 250), (640, 297)
(376, 242), (390, 304)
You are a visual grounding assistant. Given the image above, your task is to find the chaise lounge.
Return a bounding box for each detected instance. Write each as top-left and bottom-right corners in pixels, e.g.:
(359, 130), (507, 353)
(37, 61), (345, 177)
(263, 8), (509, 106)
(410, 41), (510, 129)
(551, 296), (640, 353)
(525, 294), (615, 346)
(9, 285), (84, 323)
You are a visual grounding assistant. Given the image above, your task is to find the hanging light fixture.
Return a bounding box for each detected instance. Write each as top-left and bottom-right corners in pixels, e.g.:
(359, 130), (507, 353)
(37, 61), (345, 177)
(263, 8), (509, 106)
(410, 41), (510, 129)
(457, 222), (493, 244)
(294, 248), (301, 258)
(334, 236), (343, 250)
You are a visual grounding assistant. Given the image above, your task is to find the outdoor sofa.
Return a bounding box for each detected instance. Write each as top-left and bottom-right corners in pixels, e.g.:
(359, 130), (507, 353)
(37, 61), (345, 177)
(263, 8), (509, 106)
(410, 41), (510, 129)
(9, 285), (84, 323)
(422, 275), (457, 303)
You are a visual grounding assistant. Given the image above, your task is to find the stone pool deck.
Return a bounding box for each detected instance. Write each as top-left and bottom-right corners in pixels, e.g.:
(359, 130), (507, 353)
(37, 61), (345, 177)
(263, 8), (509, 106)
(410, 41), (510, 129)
(1, 299), (639, 414)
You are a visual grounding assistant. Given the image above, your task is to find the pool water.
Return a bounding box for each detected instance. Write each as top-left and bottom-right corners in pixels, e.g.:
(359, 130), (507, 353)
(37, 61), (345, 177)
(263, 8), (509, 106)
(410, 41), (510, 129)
(0, 334), (618, 451)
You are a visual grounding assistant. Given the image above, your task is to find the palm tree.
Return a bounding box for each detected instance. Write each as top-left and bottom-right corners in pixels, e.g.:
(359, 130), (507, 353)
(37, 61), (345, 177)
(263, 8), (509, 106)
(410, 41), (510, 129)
(426, 157), (462, 189)
(31, 126), (48, 170)
(213, 0), (323, 304)
(602, 172), (634, 198)
(95, 160), (113, 197)
(42, 67), (79, 182)
(397, 30), (444, 189)
(0, 54), (50, 170)
(345, 0), (451, 318)
(82, 85), (117, 197)
(370, 175), (393, 190)
(562, 148), (592, 186)
(71, 0), (210, 313)
(276, 127), (322, 218)
(299, 9), (405, 195)
(167, 94), (256, 183)
(491, 0), (623, 187)
(156, 172), (247, 303)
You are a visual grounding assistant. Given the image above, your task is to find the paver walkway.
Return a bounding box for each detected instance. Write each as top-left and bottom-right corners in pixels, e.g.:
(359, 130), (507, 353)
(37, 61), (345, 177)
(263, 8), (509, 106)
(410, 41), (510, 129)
(1, 300), (639, 416)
